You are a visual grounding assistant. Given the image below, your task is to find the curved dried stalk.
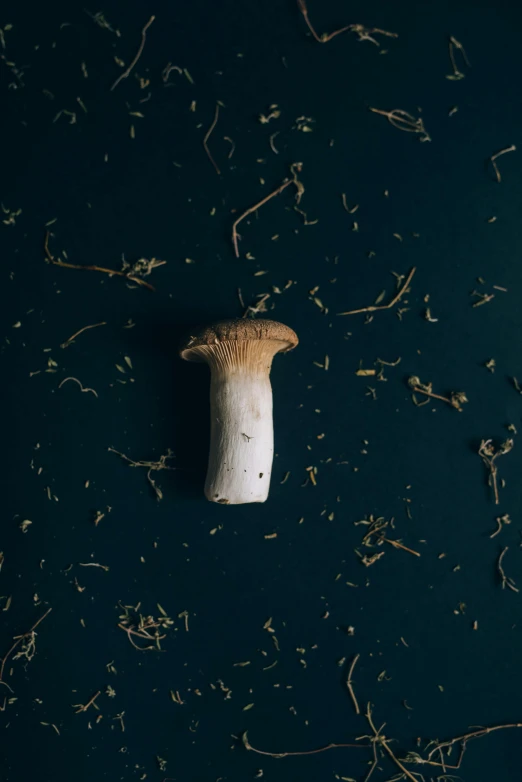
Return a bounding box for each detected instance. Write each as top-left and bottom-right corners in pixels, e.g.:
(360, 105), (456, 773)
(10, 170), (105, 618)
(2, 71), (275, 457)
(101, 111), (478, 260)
(231, 163), (304, 257)
(110, 15), (155, 91)
(365, 704), (419, 782)
(297, 0), (397, 46)
(337, 267), (416, 316)
(497, 547), (519, 593)
(489, 145), (516, 183)
(203, 104), (221, 175)
(478, 438), (514, 504)
(426, 721), (522, 764)
(447, 35), (470, 80)
(60, 322), (106, 349)
(44, 232), (157, 291)
(408, 376), (468, 411)
(242, 731), (370, 758)
(369, 108), (431, 142)
(0, 607), (52, 688)
(58, 376), (98, 397)
(346, 653), (361, 714)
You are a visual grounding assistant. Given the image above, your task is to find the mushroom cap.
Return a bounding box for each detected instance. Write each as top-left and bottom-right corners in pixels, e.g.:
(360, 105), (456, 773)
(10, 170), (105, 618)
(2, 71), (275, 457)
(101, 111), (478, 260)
(180, 318), (298, 362)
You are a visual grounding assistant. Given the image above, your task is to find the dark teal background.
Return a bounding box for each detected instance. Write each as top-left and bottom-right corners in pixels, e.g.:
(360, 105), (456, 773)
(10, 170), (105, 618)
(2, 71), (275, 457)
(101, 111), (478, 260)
(2, 0), (522, 780)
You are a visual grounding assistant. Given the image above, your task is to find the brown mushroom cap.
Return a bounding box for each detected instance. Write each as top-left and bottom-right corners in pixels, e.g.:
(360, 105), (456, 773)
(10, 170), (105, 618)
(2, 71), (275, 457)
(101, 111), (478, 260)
(180, 318), (298, 363)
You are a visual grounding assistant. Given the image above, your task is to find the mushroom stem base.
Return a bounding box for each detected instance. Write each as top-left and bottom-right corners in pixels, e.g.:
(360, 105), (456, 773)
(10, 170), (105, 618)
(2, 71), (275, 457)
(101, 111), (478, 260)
(205, 372), (273, 505)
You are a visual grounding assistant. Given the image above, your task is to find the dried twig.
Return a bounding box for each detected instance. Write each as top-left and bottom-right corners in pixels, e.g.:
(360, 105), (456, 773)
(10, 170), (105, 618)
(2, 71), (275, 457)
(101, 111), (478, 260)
(489, 145), (516, 183)
(117, 603), (174, 651)
(341, 193), (358, 213)
(383, 538), (420, 557)
(0, 607), (52, 688)
(108, 446), (175, 500)
(203, 104), (221, 175)
(223, 136), (236, 159)
(337, 267), (416, 316)
(44, 232), (157, 291)
(242, 731), (370, 758)
(478, 438), (514, 505)
(297, 0), (397, 45)
(471, 290), (495, 307)
(73, 690), (101, 713)
(365, 704), (419, 782)
(447, 36), (470, 80)
(408, 376), (468, 411)
(498, 547), (519, 593)
(242, 293), (271, 319)
(490, 514), (511, 539)
(110, 15), (155, 91)
(58, 376), (98, 398)
(269, 132), (280, 154)
(346, 653), (361, 714)
(358, 515), (420, 559)
(426, 722), (522, 764)
(231, 163), (304, 257)
(369, 107), (431, 142)
(60, 322), (106, 349)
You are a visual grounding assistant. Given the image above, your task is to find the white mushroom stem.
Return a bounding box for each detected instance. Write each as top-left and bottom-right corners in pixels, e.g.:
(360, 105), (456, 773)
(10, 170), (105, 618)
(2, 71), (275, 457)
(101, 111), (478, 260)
(206, 368), (273, 504)
(193, 340), (285, 505)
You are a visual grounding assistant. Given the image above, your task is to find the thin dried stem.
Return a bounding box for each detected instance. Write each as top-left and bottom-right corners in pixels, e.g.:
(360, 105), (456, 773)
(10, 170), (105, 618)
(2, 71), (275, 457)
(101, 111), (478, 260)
(0, 607), (52, 686)
(108, 447), (175, 501)
(490, 514), (511, 539)
(117, 602), (173, 651)
(341, 193), (358, 213)
(383, 538), (421, 557)
(426, 722), (522, 762)
(231, 163), (304, 257)
(447, 36), (470, 80)
(362, 719), (382, 782)
(60, 322), (106, 349)
(369, 108), (431, 142)
(297, 0), (397, 45)
(408, 377), (468, 412)
(223, 136), (236, 159)
(58, 377), (98, 397)
(497, 547), (519, 593)
(242, 731), (370, 758)
(73, 690), (101, 713)
(346, 653), (361, 714)
(358, 515), (420, 559)
(203, 104), (221, 175)
(489, 145), (516, 183)
(242, 293), (271, 319)
(366, 704), (419, 782)
(337, 267), (416, 316)
(117, 623), (166, 651)
(110, 15), (155, 91)
(44, 232), (156, 291)
(478, 438), (513, 505)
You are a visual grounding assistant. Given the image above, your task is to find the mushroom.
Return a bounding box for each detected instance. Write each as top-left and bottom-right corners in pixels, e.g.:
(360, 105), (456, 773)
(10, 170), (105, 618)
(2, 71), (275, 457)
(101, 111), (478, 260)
(180, 318), (298, 504)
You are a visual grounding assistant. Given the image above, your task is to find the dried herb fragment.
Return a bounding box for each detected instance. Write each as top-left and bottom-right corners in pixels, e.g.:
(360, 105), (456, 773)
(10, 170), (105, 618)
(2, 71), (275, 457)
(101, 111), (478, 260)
(297, 0), (397, 46)
(110, 15), (155, 91)
(338, 268), (416, 316)
(108, 447), (175, 500)
(446, 36), (470, 80)
(408, 376), (468, 411)
(369, 107), (431, 142)
(489, 145), (516, 183)
(478, 439), (514, 504)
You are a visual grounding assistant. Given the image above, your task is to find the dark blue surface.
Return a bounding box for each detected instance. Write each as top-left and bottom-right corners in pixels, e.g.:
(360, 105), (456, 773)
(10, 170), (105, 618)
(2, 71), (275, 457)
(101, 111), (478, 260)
(2, 0), (522, 780)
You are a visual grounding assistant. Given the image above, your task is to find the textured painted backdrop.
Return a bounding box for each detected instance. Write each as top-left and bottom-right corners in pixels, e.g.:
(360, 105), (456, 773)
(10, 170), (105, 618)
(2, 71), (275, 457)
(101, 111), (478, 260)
(2, 0), (522, 780)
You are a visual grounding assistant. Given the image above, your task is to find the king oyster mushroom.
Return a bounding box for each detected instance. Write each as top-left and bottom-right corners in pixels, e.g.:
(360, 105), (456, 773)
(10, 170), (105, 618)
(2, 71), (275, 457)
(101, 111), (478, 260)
(180, 318), (298, 504)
